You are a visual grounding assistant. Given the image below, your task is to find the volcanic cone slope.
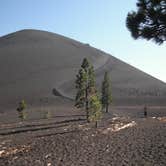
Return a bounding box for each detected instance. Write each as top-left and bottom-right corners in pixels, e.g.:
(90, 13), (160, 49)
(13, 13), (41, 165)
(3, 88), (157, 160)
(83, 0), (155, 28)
(0, 29), (166, 111)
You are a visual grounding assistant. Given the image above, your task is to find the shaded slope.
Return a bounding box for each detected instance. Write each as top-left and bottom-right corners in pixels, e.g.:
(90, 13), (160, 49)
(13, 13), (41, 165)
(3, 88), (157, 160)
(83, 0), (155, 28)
(0, 29), (166, 111)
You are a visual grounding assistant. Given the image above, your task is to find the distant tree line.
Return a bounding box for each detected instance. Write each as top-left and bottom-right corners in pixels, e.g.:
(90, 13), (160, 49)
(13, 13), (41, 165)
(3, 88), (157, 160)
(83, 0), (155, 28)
(75, 58), (112, 127)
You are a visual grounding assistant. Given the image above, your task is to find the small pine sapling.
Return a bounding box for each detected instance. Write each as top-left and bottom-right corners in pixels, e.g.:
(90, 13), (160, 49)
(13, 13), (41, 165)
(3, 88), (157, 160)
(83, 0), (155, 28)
(17, 100), (27, 121)
(89, 95), (102, 128)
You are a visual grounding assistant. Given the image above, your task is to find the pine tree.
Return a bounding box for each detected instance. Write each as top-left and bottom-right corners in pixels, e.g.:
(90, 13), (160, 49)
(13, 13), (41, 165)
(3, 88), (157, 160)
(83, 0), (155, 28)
(89, 94), (102, 128)
(101, 72), (112, 113)
(88, 65), (96, 94)
(75, 58), (96, 121)
(17, 100), (26, 112)
(75, 68), (87, 108)
(18, 110), (27, 121)
(81, 58), (90, 72)
(126, 0), (166, 44)
(17, 100), (27, 121)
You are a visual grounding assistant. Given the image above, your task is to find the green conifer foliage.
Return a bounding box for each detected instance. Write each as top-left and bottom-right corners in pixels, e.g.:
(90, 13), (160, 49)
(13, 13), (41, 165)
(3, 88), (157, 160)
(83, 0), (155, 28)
(126, 0), (166, 44)
(75, 58), (96, 122)
(101, 72), (112, 113)
(88, 65), (96, 94)
(75, 68), (87, 108)
(89, 94), (102, 128)
(17, 100), (27, 121)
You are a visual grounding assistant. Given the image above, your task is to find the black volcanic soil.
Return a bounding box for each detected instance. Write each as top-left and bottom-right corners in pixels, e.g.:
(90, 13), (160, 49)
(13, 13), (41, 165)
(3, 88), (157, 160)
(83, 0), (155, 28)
(0, 115), (165, 166)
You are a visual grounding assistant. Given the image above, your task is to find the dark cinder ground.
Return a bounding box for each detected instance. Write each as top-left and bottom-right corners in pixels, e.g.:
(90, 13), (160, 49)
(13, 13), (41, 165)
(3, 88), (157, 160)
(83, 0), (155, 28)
(0, 109), (165, 166)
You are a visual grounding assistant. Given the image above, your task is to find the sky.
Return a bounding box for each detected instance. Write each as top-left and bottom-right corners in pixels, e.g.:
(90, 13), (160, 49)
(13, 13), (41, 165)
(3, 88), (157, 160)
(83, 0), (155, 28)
(0, 0), (166, 83)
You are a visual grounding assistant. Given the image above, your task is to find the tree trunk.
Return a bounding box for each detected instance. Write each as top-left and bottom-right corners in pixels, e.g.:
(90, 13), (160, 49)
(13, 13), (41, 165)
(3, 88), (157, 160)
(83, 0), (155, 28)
(106, 104), (109, 113)
(95, 121), (97, 128)
(85, 87), (89, 122)
(86, 110), (89, 122)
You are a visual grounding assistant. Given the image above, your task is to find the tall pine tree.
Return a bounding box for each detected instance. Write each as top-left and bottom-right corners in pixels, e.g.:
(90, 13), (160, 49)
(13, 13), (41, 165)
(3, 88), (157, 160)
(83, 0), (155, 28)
(75, 58), (96, 121)
(88, 65), (96, 93)
(75, 68), (87, 108)
(101, 71), (112, 113)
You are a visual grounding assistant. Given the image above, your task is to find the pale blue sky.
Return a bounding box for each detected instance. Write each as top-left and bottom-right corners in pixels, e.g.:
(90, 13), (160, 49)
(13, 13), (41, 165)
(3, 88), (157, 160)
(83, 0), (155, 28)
(0, 0), (165, 82)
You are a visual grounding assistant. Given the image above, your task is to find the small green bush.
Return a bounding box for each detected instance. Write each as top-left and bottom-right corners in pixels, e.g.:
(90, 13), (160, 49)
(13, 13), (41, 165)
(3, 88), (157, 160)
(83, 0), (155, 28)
(17, 100), (27, 121)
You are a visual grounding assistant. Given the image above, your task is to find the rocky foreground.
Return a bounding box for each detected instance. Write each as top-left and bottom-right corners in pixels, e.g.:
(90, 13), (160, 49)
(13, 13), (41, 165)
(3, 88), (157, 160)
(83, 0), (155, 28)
(0, 117), (166, 166)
